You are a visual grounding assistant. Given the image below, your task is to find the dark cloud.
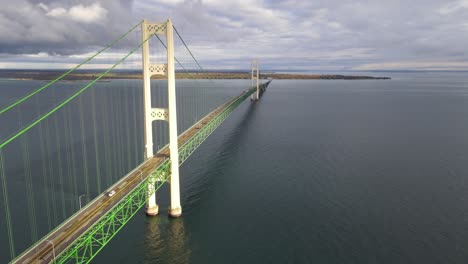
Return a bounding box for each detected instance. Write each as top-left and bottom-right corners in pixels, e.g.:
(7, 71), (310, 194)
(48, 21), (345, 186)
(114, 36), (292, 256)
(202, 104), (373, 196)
(131, 0), (468, 70)
(0, 0), (138, 55)
(1, 0), (468, 70)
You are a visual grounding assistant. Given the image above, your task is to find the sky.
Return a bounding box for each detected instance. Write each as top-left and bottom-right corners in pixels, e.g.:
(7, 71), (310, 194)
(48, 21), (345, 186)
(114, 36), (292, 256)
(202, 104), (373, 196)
(0, 0), (467, 71)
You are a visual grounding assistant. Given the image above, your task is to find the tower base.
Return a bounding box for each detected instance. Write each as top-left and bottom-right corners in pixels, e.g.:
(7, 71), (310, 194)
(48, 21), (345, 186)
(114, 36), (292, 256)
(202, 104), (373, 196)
(146, 204), (159, 216)
(168, 206), (182, 218)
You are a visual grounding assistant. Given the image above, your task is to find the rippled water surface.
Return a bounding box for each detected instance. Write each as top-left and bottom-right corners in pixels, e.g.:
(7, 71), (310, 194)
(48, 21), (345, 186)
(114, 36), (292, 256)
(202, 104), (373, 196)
(2, 72), (468, 263)
(93, 72), (468, 263)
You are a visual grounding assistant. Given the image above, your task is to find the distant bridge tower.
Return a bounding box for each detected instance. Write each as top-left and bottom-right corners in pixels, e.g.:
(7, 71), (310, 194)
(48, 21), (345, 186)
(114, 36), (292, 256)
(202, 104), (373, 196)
(250, 59), (260, 101)
(141, 19), (182, 217)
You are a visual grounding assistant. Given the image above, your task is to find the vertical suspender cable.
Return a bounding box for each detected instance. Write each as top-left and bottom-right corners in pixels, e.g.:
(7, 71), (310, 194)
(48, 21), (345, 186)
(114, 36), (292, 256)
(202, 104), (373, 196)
(91, 87), (102, 194)
(52, 88), (66, 221)
(0, 149), (15, 259)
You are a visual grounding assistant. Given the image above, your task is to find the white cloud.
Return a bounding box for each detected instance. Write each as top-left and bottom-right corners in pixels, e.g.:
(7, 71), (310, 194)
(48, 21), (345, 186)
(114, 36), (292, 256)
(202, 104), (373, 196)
(0, 61), (115, 69)
(44, 2), (108, 24)
(37, 3), (49, 12)
(69, 3), (108, 23)
(46, 8), (67, 18)
(438, 0), (468, 15)
(354, 61), (468, 71)
(328, 22), (342, 29)
(24, 52), (49, 58)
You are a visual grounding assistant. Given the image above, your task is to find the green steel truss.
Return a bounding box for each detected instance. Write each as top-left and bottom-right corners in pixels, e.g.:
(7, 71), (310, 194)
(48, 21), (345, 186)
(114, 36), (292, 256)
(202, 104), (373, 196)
(52, 81), (270, 263)
(54, 161), (171, 264)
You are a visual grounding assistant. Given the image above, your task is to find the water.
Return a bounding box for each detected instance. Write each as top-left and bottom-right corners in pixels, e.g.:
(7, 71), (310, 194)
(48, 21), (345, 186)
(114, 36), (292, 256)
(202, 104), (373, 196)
(3, 72), (468, 263)
(96, 72), (468, 264)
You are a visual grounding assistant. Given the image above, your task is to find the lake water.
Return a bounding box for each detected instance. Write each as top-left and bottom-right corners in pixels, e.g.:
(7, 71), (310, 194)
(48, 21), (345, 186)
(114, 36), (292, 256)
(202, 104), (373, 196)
(2, 72), (468, 263)
(97, 72), (468, 263)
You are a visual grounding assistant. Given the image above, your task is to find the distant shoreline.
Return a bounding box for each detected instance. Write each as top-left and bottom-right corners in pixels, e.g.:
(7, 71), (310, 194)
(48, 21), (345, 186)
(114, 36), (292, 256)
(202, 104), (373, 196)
(0, 70), (391, 81)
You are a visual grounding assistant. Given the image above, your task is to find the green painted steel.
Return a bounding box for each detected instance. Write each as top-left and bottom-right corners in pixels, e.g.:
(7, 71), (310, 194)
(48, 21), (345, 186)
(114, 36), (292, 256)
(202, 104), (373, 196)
(53, 161), (171, 264)
(52, 81), (270, 264)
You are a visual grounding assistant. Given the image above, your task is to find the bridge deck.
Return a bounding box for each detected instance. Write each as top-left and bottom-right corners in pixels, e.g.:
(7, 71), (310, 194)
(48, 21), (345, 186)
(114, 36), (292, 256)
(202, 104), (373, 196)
(13, 91), (242, 263)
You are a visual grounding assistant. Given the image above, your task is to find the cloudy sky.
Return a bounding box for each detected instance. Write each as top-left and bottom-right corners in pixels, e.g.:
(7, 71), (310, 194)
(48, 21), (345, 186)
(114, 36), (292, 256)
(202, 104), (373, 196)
(0, 0), (467, 71)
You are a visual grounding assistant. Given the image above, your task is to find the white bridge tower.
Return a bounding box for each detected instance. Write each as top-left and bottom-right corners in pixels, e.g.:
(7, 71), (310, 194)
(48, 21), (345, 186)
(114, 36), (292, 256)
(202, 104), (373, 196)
(141, 19), (182, 218)
(250, 59), (260, 101)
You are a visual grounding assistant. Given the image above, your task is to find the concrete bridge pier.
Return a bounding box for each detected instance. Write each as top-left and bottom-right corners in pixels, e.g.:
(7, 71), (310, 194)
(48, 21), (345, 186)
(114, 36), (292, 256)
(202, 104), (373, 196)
(146, 179), (159, 216)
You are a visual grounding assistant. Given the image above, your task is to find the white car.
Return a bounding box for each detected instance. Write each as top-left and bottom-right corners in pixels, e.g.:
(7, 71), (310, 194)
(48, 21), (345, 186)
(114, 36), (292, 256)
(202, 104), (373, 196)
(107, 190), (116, 197)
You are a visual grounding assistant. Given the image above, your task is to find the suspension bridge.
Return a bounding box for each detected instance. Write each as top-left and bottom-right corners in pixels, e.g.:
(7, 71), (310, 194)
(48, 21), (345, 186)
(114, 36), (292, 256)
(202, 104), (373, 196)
(0, 19), (270, 263)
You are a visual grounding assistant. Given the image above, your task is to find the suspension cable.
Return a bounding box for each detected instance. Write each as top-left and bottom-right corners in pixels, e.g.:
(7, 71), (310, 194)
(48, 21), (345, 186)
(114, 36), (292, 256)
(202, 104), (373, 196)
(171, 26), (218, 89)
(154, 34), (188, 71)
(156, 28), (217, 92)
(0, 20), (143, 115)
(0, 32), (154, 150)
(173, 26), (205, 72)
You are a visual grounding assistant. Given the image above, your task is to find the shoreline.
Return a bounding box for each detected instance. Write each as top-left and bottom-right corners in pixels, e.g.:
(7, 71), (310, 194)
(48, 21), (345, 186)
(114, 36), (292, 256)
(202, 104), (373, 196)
(0, 70), (391, 81)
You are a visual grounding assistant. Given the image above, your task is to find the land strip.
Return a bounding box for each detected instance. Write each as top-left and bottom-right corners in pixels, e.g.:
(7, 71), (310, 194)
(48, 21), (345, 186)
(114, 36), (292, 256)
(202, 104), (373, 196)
(0, 70), (390, 80)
